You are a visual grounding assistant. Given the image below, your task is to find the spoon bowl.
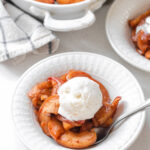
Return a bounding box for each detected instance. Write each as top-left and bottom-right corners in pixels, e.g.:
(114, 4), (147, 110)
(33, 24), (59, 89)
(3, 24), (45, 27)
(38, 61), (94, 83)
(93, 99), (150, 146)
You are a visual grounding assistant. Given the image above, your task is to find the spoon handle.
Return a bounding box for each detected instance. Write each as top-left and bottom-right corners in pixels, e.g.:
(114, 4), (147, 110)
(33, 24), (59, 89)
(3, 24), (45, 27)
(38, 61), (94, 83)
(112, 98), (150, 127)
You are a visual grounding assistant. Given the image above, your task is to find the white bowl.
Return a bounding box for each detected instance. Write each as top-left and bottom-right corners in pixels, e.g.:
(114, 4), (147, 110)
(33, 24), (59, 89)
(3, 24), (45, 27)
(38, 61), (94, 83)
(106, 0), (150, 72)
(11, 0), (106, 31)
(12, 52), (145, 150)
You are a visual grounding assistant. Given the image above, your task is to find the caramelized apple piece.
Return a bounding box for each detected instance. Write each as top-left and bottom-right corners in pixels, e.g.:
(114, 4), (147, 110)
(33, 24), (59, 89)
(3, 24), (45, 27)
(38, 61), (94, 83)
(129, 9), (150, 28)
(57, 130), (97, 149)
(63, 122), (74, 130)
(48, 116), (65, 140)
(38, 95), (59, 136)
(28, 81), (52, 109)
(36, 0), (54, 4)
(93, 96), (121, 127)
(80, 121), (94, 132)
(57, 0), (84, 4)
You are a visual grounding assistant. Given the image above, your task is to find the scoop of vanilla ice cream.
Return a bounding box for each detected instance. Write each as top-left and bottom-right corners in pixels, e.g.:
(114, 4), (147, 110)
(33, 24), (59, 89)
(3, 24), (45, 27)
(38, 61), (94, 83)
(136, 16), (150, 34)
(58, 77), (103, 121)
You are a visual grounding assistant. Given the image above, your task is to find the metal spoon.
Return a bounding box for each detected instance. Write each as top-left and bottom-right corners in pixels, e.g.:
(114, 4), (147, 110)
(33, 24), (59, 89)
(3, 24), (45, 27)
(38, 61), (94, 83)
(93, 99), (150, 146)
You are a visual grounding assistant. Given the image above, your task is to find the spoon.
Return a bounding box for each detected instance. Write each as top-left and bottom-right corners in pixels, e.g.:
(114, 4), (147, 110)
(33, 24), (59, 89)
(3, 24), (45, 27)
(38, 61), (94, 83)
(93, 99), (150, 146)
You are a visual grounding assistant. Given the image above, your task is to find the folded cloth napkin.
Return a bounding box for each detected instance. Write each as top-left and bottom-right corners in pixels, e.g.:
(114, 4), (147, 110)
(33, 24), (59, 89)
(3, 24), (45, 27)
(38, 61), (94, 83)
(0, 0), (59, 62)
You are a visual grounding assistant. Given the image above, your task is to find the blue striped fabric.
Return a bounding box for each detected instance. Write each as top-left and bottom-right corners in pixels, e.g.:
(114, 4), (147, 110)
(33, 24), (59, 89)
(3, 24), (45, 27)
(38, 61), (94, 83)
(0, 0), (58, 62)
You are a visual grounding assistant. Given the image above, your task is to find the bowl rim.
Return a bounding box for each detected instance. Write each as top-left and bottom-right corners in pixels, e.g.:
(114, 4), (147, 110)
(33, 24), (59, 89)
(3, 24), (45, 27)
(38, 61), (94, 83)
(12, 52), (146, 150)
(106, 0), (150, 73)
(23, 0), (92, 8)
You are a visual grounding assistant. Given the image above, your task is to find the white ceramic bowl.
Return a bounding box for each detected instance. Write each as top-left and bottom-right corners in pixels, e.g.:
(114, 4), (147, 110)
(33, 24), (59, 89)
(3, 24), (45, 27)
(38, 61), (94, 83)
(11, 0), (106, 31)
(106, 0), (150, 72)
(12, 52), (145, 150)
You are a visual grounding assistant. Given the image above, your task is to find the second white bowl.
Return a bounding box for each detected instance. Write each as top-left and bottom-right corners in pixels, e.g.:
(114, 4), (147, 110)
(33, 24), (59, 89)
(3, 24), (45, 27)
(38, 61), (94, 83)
(106, 0), (150, 72)
(11, 0), (106, 31)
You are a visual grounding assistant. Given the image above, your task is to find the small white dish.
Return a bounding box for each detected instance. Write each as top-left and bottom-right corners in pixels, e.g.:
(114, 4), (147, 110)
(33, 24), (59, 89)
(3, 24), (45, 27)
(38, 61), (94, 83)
(11, 0), (106, 32)
(12, 52), (145, 150)
(106, 0), (150, 72)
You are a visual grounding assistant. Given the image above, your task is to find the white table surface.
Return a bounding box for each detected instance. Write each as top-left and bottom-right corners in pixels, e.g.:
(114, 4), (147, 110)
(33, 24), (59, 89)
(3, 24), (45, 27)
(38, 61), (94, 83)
(0, 3), (150, 150)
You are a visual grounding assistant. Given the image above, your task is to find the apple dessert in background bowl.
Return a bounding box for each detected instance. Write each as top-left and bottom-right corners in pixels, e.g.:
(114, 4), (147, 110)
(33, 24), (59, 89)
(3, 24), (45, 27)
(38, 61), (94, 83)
(28, 70), (121, 149)
(129, 9), (150, 59)
(106, 0), (150, 72)
(35, 0), (85, 4)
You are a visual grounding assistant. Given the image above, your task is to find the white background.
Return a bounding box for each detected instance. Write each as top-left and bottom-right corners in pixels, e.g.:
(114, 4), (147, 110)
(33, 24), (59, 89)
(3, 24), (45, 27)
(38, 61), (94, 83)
(0, 3), (150, 150)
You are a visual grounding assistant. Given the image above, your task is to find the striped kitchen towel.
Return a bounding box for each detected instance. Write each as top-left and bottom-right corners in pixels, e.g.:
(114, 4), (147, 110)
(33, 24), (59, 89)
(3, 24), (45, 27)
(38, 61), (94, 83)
(0, 0), (59, 62)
